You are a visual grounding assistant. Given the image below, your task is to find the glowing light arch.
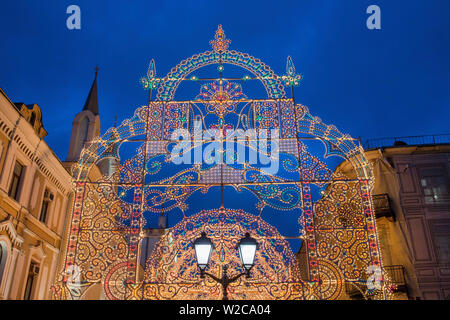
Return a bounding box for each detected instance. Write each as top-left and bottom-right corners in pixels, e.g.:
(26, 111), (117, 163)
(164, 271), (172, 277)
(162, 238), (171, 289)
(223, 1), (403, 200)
(113, 208), (306, 300)
(156, 50), (286, 101)
(53, 25), (394, 301)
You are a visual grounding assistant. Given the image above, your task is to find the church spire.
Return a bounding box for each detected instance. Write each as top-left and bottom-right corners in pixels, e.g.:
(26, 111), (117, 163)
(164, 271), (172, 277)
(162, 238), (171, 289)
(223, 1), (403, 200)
(66, 66), (101, 162)
(82, 66), (99, 115)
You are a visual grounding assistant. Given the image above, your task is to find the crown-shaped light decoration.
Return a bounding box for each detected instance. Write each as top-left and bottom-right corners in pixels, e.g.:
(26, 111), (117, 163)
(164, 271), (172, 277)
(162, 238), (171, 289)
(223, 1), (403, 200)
(210, 25), (231, 53)
(140, 59), (161, 90)
(281, 56), (302, 87)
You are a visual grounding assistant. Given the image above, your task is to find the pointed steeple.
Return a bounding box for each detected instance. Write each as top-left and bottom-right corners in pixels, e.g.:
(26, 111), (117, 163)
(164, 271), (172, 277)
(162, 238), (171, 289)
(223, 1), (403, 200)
(66, 66), (101, 162)
(82, 67), (99, 115)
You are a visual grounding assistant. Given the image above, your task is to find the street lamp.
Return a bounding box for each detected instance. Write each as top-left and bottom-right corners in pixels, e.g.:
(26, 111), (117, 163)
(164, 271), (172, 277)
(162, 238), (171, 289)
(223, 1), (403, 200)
(193, 232), (214, 272)
(238, 233), (258, 276)
(193, 232), (258, 300)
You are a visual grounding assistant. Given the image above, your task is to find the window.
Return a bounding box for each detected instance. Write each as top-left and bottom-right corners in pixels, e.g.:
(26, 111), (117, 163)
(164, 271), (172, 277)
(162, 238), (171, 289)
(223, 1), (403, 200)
(0, 241), (7, 285)
(418, 166), (450, 204)
(24, 261), (39, 300)
(39, 200), (49, 223)
(0, 143), (3, 175)
(39, 189), (53, 224)
(431, 223), (450, 263)
(434, 234), (450, 262)
(80, 116), (89, 143)
(8, 161), (24, 201)
(76, 116), (90, 158)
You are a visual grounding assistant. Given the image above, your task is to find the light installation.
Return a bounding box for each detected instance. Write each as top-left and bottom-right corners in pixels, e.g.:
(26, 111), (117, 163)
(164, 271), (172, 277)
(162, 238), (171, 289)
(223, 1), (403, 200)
(52, 26), (394, 300)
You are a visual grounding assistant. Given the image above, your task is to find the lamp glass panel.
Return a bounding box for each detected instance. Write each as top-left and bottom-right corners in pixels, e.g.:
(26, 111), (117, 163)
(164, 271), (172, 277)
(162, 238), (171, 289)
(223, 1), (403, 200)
(195, 243), (212, 268)
(239, 243), (256, 268)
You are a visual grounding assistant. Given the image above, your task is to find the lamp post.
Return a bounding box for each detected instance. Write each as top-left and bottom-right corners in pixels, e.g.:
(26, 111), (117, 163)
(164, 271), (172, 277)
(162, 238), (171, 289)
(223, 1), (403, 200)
(193, 232), (258, 300)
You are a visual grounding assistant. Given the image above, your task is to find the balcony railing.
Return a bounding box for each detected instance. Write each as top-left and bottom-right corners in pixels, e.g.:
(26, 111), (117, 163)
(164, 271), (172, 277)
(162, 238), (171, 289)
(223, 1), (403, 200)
(372, 194), (394, 219)
(345, 282), (365, 299)
(384, 265), (407, 293)
(344, 265), (408, 299)
(364, 133), (450, 150)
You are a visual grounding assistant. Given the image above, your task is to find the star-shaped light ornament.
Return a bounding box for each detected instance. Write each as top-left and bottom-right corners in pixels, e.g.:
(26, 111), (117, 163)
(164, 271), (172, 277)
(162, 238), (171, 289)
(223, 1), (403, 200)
(281, 56), (302, 87)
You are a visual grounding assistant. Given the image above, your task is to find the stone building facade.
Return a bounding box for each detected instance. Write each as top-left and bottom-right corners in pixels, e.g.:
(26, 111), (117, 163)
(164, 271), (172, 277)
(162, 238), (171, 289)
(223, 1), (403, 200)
(0, 69), (107, 300)
(0, 89), (73, 299)
(337, 141), (450, 299)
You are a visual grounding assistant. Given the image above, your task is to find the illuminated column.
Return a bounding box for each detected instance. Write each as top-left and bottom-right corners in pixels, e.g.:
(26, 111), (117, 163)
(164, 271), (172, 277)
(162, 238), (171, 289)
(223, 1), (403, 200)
(126, 186), (143, 286)
(360, 179), (386, 299)
(299, 182), (320, 286)
(63, 182), (85, 275)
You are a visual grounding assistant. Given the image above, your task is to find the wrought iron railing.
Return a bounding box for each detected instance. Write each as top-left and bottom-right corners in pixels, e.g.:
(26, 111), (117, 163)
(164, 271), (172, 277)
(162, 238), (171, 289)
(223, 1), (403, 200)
(344, 265), (408, 299)
(384, 265), (405, 285)
(384, 265), (407, 293)
(345, 282), (365, 299)
(372, 194), (394, 219)
(364, 133), (450, 150)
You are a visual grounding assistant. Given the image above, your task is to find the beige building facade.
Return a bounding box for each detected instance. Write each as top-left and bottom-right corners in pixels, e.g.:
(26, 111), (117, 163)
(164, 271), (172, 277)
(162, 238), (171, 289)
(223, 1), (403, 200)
(0, 88), (73, 299)
(337, 141), (450, 299)
(0, 70), (110, 300)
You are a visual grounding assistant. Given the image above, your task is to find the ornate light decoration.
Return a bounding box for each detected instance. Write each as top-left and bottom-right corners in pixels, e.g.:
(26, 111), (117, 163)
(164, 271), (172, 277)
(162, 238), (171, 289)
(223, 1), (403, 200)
(140, 59), (161, 90)
(52, 25), (392, 301)
(197, 80), (246, 117)
(281, 56), (302, 87)
(210, 24), (231, 53)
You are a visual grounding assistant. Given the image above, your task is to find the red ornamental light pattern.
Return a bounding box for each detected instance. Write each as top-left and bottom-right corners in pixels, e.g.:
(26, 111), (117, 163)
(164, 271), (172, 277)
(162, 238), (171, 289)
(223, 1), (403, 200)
(52, 26), (392, 300)
(210, 24), (231, 53)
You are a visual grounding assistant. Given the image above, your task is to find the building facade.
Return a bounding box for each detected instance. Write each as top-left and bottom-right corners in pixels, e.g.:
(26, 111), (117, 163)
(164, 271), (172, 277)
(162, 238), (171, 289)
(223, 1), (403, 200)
(0, 69), (108, 300)
(337, 139), (450, 299)
(0, 89), (73, 300)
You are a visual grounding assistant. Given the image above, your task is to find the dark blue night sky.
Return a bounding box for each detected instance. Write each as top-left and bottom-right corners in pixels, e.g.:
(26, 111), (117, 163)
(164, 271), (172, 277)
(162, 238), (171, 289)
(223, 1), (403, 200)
(1, 0), (449, 160)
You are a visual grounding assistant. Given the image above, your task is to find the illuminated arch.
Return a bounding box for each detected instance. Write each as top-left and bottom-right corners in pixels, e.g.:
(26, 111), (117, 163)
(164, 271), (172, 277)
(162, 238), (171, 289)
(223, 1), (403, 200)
(53, 26), (392, 301)
(104, 208), (306, 300)
(156, 50), (286, 101)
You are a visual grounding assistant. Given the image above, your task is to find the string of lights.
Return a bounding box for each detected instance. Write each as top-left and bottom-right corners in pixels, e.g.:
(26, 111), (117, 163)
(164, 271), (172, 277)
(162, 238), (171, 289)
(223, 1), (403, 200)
(52, 25), (391, 300)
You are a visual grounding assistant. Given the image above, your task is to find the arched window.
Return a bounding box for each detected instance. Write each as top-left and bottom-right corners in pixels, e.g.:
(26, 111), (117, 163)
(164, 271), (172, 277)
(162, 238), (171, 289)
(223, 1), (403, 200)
(80, 116), (89, 142)
(0, 241), (8, 285)
(77, 116), (90, 156)
(24, 261), (40, 300)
